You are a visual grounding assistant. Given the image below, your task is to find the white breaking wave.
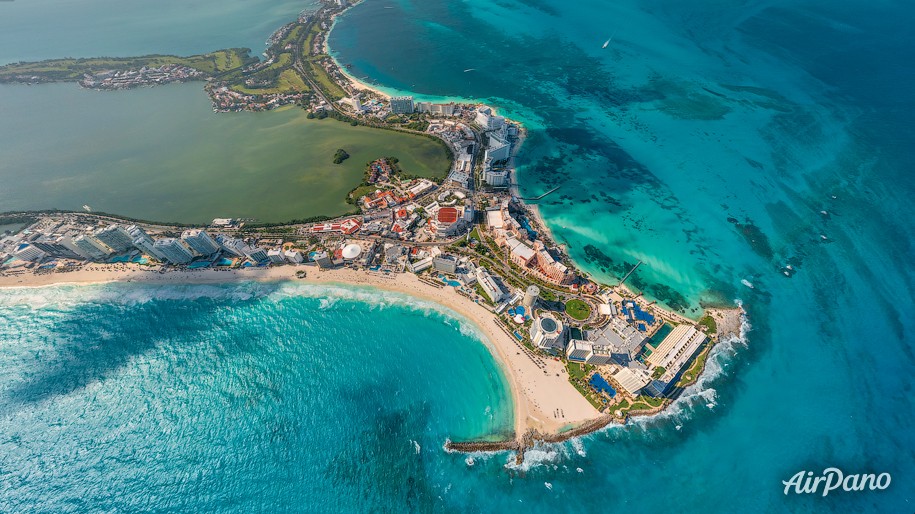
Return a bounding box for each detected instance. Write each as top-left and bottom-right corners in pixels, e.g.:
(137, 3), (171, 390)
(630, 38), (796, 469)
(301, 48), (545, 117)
(570, 438), (587, 457)
(0, 282), (268, 309)
(503, 443), (568, 472)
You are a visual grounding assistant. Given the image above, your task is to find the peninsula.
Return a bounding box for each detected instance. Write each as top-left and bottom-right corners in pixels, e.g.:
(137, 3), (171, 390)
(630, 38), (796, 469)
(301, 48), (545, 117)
(0, 0), (744, 463)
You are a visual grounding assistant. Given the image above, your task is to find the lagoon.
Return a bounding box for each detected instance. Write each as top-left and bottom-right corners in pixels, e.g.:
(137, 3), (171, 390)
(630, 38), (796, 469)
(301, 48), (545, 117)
(0, 0), (315, 66)
(0, 82), (449, 223)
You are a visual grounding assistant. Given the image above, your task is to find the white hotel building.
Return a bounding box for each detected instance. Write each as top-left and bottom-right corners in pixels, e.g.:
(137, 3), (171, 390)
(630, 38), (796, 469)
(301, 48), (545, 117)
(646, 325), (707, 382)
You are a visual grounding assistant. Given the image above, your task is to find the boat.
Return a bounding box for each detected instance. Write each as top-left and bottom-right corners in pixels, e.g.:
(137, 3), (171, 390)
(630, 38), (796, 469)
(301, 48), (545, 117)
(741, 279), (754, 289)
(602, 31), (616, 49)
(820, 234), (828, 240)
(82, 205), (92, 212)
(463, 68), (476, 72)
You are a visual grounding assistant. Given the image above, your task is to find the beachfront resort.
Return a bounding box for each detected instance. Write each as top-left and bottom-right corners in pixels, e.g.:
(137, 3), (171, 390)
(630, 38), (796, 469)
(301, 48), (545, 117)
(0, 0), (743, 453)
(1, 178), (729, 427)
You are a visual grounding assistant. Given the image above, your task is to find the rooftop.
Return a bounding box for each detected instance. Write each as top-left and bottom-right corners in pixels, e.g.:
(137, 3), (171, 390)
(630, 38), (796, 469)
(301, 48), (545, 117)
(437, 207), (459, 223)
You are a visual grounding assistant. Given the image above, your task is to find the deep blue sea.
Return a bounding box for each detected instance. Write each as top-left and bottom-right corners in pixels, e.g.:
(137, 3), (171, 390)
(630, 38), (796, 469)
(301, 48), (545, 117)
(1, 0), (913, 512)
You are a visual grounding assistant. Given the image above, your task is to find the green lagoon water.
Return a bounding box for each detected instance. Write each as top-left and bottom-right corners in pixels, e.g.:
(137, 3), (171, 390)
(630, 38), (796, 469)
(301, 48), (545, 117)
(0, 0), (313, 65)
(0, 82), (449, 223)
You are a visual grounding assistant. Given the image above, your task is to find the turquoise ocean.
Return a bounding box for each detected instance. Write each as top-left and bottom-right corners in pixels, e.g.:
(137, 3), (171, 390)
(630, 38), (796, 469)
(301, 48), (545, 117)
(1, 0), (913, 512)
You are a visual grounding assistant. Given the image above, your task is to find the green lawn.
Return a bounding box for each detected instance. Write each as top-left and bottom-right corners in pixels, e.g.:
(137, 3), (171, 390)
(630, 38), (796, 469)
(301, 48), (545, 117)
(348, 184), (379, 203)
(638, 395), (665, 408)
(303, 22), (323, 56)
(565, 299), (592, 320)
(676, 343), (711, 387)
(232, 69), (309, 95)
(307, 60), (347, 100)
(566, 362), (592, 381)
(698, 314), (718, 334)
(280, 25), (303, 47)
(469, 227), (482, 243)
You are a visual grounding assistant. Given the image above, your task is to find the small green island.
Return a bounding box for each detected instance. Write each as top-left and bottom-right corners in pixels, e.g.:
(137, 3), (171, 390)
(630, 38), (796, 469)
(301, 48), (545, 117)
(333, 149), (350, 164)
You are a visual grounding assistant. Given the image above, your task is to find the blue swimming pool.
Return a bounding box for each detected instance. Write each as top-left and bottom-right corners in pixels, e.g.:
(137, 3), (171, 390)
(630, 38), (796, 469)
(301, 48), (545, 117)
(438, 274), (461, 287)
(589, 373), (616, 397)
(626, 302), (656, 325)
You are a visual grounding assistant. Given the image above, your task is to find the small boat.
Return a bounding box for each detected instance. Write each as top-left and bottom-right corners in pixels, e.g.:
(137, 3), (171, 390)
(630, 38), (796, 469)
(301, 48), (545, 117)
(783, 271), (790, 276)
(82, 205), (92, 212)
(820, 210), (828, 216)
(820, 234), (828, 240)
(463, 68), (476, 72)
(602, 31), (616, 49)
(741, 279), (754, 289)
(786, 264), (793, 270)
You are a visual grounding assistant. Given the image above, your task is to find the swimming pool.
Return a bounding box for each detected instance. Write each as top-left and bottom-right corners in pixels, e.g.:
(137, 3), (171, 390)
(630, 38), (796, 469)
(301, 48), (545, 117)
(589, 373), (616, 397)
(438, 274), (461, 287)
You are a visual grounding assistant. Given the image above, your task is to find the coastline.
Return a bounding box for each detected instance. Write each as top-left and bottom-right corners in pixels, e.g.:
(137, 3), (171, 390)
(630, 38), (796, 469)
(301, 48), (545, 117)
(0, 0), (748, 456)
(0, 265), (600, 440)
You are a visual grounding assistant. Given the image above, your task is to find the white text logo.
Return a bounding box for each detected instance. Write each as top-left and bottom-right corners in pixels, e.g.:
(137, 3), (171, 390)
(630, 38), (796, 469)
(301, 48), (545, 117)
(783, 468), (891, 496)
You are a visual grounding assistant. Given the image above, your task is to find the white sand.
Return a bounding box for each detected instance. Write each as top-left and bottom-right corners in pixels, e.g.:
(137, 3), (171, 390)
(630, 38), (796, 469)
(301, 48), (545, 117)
(0, 264), (599, 437)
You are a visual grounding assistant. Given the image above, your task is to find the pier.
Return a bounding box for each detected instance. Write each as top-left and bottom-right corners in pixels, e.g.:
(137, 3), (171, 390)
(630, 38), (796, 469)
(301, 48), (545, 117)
(521, 185), (560, 201)
(618, 259), (643, 286)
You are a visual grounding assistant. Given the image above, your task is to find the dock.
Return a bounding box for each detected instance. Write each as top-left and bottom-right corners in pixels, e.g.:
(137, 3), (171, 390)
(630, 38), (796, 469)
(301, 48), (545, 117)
(618, 259), (643, 286)
(521, 185), (561, 201)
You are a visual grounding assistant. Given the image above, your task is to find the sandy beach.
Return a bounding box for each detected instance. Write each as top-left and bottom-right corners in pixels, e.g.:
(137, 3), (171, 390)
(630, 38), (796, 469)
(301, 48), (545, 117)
(337, 65), (392, 100)
(0, 265), (599, 438)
